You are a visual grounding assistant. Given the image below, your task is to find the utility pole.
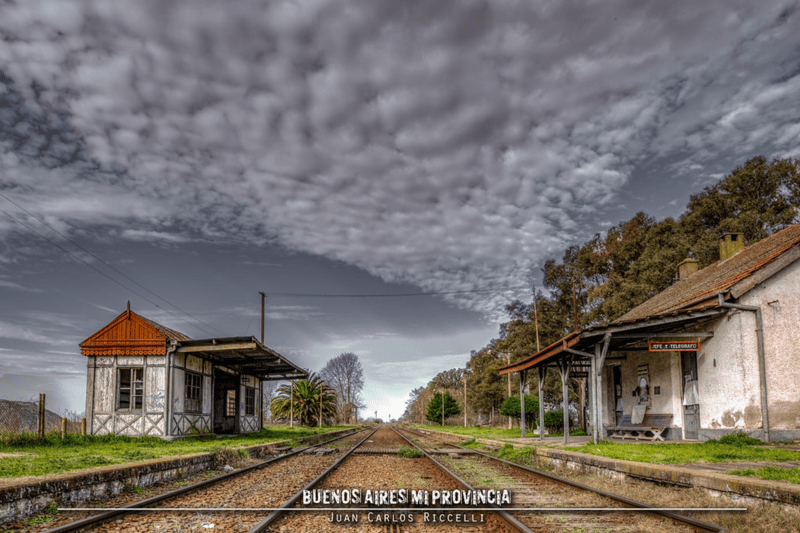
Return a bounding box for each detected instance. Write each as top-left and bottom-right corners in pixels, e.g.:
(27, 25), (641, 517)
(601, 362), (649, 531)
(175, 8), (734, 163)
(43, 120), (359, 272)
(463, 377), (467, 427)
(505, 353), (512, 429)
(259, 292), (266, 343)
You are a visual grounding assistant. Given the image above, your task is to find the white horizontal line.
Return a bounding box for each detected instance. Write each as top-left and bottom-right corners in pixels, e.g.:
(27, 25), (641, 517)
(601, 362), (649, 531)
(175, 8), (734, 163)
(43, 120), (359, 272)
(58, 507), (747, 512)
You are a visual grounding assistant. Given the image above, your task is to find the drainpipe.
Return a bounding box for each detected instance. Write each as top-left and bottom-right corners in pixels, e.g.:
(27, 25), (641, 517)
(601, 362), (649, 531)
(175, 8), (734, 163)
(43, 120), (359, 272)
(717, 293), (770, 442)
(165, 340), (178, 439)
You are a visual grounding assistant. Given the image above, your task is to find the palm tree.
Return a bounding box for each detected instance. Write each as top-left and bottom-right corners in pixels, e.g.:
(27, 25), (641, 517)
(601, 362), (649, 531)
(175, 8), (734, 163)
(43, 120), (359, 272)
(270, 373), (337, 426)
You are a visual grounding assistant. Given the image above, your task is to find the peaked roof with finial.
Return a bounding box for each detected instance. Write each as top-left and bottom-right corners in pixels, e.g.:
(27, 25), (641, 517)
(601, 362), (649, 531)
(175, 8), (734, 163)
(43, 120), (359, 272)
(79, 305), (191, 356)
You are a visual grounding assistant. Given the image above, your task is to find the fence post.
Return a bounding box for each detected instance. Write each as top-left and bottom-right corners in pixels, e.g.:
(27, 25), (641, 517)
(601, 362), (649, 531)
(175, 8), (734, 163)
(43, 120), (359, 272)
(81, 418), (87, 435)
(38, 394), (45, 438)
(61, 417), (67, 439)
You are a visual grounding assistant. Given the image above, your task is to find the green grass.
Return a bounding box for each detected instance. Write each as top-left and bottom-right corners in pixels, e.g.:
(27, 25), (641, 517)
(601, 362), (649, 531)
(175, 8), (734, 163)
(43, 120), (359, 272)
(397, 445), (423, 458)
(409, 424), (540, 440)
(727, 466), (800, 484)
(567, 439), (800, 464)
(0, 425), (355, 480)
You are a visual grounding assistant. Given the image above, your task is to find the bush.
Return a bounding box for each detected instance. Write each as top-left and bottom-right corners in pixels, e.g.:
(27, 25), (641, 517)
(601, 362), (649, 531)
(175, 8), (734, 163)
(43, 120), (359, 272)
(543, 411), (564, 432)
(499, 395), (539, 429)
(715, 432), (762, 446)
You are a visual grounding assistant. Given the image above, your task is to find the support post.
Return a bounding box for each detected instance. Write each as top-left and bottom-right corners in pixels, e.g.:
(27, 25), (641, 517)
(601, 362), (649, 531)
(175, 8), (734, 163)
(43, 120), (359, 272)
(592, 343), (600, 444)
(538, 366), (546, 441)
(38, 394), (45, 439)
(290, 380), (294, 428)
(61, 417), (67, 439)
(519, 370), (527, 437)
(558, 357), (573, 444)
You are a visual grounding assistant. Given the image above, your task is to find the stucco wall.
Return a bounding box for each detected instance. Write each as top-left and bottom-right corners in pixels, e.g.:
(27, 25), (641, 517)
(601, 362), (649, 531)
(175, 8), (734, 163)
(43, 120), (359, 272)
(617, 351), (675, 417)
(740, 259), (800, 430)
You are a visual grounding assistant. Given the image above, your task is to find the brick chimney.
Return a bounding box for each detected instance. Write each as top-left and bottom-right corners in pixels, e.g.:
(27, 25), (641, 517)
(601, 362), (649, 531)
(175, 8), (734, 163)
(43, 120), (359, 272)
(677, 257), (699, 280)
(719, 233), (744, 260)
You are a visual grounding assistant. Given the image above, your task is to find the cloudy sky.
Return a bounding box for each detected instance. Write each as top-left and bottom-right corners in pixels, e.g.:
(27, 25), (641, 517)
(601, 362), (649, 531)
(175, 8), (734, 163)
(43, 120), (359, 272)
(1, 0), (799, 421)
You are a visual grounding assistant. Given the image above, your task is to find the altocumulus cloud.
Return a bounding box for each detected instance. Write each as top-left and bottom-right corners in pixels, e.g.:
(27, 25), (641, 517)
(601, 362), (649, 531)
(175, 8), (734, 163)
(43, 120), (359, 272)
(1, 0), (799, 317)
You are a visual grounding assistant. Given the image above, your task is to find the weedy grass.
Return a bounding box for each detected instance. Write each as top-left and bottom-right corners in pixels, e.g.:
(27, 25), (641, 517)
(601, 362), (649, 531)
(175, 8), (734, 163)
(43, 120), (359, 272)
(397, 445), (423, 458)
(567, 437), (800, 464)
(726, 465), (800, 484)
(0, 425), (355, 480)
(408, 424), (537, 440)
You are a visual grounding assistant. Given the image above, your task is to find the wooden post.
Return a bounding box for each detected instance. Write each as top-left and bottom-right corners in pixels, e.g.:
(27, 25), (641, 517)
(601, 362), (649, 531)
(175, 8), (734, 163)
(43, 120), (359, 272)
(38, 394), (45, 439)
(290, 380), (294, 428)
(81, 418), (87, 436)
(463, 378), (467, 427)
(61, 417), (67, 439)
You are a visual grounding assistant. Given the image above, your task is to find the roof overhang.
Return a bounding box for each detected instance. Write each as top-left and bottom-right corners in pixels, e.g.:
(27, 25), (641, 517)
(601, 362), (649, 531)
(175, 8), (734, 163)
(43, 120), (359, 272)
(176, 337), (308, 380)
(498, 307), (727, 375)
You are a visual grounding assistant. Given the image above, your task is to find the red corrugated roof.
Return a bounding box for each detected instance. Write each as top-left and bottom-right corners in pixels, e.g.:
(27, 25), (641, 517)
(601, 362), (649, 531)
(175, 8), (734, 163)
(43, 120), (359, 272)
(616, 222), (800, 323)
(498, 331), (581, 375)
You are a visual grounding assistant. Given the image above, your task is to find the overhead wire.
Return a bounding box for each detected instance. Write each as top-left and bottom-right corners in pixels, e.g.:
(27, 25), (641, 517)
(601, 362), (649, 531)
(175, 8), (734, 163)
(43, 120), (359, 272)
(0, 194), (227, 337)
(264, 286), (531, 298)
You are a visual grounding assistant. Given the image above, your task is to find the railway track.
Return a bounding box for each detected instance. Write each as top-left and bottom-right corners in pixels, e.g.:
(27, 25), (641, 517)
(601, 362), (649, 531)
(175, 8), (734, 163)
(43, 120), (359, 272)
(23, 425), (730, 532)
(396, 426), (728, 533)
(31, 428), (370, 533)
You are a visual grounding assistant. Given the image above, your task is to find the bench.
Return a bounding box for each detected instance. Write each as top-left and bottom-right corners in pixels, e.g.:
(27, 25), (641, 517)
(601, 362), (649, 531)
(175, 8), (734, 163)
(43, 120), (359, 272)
(606, 414), (673, 442)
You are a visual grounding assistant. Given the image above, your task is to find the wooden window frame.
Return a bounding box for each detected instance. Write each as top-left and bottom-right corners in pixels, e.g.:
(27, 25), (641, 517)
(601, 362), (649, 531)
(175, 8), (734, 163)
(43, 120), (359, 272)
(245, 386), (256, 416)
(226, 389), (236, 417)
(117, 367), (144, 411)
(184, 371), (203, 413)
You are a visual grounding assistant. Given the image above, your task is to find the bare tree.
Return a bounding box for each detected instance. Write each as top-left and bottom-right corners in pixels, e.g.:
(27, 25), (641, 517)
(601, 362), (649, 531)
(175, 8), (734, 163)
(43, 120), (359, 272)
(261, 381), (278, 425)
(320, 352), (365, 424)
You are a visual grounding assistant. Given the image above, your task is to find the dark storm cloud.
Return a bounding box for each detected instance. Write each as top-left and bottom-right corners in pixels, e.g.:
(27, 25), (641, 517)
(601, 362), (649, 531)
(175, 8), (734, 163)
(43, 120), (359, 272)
(1, 0), (799, 317)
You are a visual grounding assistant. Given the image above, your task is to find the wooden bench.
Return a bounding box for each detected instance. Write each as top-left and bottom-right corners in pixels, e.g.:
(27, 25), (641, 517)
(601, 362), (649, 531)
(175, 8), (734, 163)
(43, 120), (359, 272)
(606, 414), (673, 442)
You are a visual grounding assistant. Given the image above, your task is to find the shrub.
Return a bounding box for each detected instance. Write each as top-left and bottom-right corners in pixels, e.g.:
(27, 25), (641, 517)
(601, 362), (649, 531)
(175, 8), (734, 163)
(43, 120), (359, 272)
(499, 395), (539, 429)
(715, 432), (762, 446)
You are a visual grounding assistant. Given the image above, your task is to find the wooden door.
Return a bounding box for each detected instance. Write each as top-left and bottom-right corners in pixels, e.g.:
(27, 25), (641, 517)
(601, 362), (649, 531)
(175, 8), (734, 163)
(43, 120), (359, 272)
(682, 351), (699, 440)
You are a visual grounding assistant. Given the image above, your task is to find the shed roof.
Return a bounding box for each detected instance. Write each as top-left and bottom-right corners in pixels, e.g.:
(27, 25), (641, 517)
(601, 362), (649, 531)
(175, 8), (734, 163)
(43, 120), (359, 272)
(80, 308), (307, 380)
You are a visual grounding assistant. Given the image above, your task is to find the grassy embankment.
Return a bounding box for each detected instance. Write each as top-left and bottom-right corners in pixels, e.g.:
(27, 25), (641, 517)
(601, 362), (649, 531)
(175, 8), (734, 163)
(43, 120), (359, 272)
(0, 424), (356, 480)
(408, 424), (587, 440)
(412, 425), (800, 484)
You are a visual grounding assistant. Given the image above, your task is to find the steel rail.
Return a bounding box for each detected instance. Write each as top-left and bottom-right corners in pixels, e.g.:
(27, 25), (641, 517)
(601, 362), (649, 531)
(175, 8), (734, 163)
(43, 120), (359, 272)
(246, 426), (381, 532)
(389, 426), (534, 533)
(41, 428), (366, 533)
(399, 427), (727, 533)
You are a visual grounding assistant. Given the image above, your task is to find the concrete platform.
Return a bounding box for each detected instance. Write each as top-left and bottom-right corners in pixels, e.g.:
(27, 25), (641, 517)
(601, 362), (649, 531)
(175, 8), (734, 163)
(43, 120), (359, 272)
(422, 428), (800, 507)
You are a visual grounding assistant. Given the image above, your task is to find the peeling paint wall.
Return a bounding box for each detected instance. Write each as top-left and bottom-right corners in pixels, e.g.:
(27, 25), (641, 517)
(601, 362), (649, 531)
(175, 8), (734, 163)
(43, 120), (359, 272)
(169, 353), (212, 437)
(89, 354), (167, 437)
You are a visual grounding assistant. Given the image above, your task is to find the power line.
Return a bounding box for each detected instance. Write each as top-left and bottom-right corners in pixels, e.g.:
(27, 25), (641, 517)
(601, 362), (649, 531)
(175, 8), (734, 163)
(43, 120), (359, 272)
(264, 286), (531, 298)
(0, 197), (226, 337)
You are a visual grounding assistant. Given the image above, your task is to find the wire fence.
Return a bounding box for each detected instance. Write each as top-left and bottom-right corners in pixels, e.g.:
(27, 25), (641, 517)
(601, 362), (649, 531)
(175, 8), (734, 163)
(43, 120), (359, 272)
(0, 397), (82, 435)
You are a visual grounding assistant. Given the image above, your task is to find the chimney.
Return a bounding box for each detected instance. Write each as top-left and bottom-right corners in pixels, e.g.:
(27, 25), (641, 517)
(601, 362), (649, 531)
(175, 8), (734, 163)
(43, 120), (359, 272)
(719, 233), (744, 260)
(677, 258), (699, 280)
